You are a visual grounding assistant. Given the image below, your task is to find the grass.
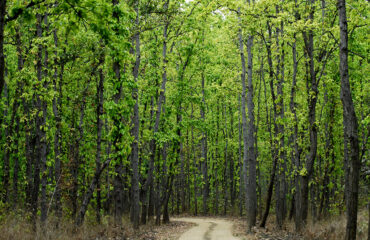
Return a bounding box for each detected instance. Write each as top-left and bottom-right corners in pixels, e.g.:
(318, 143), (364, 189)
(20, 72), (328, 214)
(231, 208), (369, 240)
(0, 210), (195, 240)
(302, 208), (368, 240)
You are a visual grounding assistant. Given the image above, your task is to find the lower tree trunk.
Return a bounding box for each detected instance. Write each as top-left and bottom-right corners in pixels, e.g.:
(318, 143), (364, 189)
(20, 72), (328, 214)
(76, 158), (112, 226)
(114, 161), (124, 225)
(260, 154), (277, 228)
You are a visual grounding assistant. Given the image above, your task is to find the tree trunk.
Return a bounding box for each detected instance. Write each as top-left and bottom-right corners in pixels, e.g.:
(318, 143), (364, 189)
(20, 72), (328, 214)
(338, 1), (361, 239)
(290, 33), (303, 231)
(246, 33), (257, 231)
(238, 10), (249, 228)
(76, 157), (113, 226)
(274, 14), (287, 228)
(260, 154), (277, 228)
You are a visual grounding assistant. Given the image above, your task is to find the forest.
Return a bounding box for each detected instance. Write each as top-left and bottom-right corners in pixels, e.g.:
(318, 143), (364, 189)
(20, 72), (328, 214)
(0, 0), (368, 239)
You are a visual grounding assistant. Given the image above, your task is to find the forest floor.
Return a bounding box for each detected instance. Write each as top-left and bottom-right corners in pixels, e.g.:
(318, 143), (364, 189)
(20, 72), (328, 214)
(171, 208), (369, 240)
(172, 216), (301, 240)
(0, 209), (368, 239)
(174, 217), (240, 240)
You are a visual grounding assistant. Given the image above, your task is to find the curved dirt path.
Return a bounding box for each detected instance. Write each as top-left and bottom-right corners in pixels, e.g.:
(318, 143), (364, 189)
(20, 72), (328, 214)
(173, 217), (241, 240)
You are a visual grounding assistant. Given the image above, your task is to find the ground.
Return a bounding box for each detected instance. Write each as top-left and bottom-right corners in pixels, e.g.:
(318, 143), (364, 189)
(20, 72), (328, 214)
(0, 209), (368, 239)
(171, 217), (302, 240)
(174, 217), (239, 240)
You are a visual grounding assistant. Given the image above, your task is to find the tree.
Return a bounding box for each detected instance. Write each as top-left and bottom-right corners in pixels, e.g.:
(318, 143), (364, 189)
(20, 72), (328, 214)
(0, 1), (368, 238)
(338, 0), (361, 239)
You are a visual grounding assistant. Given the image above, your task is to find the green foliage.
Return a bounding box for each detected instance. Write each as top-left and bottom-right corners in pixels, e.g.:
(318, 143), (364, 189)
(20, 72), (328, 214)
(0, 0), (368, 231)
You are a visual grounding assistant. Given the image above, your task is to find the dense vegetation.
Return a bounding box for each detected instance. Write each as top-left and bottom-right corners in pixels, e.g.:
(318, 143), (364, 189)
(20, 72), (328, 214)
(0, 0), (368, 239)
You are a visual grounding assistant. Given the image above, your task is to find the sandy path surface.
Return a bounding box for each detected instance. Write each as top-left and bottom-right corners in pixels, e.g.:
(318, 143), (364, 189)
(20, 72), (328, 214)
(173, 217), (241, 240)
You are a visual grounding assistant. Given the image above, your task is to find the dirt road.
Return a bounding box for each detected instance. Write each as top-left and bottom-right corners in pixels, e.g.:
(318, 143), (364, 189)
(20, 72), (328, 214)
(173, 217), (241, 240)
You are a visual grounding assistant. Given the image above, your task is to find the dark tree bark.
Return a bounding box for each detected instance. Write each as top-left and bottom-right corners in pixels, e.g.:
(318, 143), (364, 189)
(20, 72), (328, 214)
(238, 6), (257, 230)
(238, 9), (249, 227)
(260, 153), (278, 228)
(246, 33), (257, 231)
(338, 0), (361, 239)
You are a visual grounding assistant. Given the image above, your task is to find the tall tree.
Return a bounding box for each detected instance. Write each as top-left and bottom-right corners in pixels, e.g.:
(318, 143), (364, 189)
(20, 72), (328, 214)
(338, 0), (361, 239)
